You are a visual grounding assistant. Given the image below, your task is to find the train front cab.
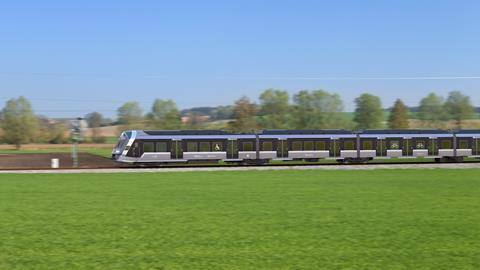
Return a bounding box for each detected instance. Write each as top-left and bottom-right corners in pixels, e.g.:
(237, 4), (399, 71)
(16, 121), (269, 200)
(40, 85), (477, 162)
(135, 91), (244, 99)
(123, 132), (258, 164)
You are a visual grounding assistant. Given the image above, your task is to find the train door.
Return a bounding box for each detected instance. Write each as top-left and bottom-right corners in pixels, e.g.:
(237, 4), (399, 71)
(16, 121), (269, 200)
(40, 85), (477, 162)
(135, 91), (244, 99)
(403, 138), (413, 156)
(377, 138), (387, 157)
(475, 137), (480, 156)
(171, 139), (183, 159)
(428, 138), (438, 156)
(277, 139), (288, 158)
(227, 139), (239, 159)
(330, 139), (340, 157)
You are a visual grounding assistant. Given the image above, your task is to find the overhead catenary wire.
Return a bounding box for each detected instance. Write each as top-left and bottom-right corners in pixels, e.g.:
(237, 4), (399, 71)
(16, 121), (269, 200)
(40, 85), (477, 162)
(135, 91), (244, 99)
(1, 71), (480, 80)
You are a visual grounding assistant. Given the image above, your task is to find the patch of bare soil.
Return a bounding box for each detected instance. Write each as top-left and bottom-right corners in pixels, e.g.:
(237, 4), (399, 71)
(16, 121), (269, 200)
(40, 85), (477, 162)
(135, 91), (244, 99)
(0, 144), (114, 150)
(0, 153), (117, 169)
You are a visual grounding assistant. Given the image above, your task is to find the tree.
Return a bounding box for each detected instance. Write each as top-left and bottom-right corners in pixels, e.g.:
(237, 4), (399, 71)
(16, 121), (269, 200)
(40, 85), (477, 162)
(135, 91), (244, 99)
(258, 89), (290, 129)
(388, 99), (409, 129)
(418, 93), (446, 128)
(444, 91), (474, 129)
(292, 90), (351, 129)
(1, 96), (38, 149)
(229, 96), (257, 132)
(85, 112), (104, 142)
(184, 112), (200, 129)
(147, 99), (181, 129)
(117, 101), (144, 130)
(353, 93), (383, 129)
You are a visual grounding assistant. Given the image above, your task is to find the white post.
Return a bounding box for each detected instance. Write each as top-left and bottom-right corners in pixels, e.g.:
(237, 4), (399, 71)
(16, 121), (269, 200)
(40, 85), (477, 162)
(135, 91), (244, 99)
(51, 158), (59, 169)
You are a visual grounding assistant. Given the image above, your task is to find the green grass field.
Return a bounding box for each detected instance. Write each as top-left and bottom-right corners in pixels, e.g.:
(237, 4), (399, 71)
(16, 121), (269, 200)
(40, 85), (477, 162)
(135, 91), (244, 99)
(1, 170), (479, 269)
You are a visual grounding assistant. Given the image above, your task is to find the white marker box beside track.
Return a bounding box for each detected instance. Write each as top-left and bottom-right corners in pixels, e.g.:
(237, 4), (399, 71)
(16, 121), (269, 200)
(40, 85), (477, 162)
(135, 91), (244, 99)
(51, 158), (59, 169)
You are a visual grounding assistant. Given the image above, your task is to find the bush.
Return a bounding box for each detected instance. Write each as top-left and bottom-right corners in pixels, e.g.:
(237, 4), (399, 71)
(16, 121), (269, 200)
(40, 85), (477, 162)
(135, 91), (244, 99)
(91, 136), (107, 144)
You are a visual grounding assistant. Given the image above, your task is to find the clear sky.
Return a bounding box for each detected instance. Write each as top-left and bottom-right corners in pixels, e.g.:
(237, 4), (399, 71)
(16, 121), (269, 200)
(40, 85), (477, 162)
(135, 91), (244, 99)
(0, 0), (479, 118)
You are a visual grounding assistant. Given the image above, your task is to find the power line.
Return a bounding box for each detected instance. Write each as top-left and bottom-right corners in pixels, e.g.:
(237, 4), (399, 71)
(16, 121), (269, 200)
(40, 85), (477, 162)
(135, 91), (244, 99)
(2, 71), (480, 80)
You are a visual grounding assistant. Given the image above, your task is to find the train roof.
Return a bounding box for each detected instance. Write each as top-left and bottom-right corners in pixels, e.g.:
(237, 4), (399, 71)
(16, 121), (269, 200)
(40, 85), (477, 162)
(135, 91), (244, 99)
(361, 129), (450, 134)
(260, 129), (353, 135)
(142, 130), (232, 136)
(456, 129), (480, 134)
(134, 130), (255, 140)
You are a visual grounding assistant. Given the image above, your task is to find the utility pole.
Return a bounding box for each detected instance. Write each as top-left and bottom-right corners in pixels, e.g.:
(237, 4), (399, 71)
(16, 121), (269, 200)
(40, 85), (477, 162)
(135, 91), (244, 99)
(70, 117), (86, 167)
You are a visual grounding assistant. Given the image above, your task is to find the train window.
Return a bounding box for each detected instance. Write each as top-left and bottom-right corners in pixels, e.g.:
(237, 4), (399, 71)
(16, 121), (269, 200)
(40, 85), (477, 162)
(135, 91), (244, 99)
(459, 140), (469, 149)
(304, 141), (314, 151)
(415, 140), (425, 149)
(292, 141), (302, 151)
(156, 142), (167, 152)
(389, 141), (400, 149)
(344, 140), (355, 150)
(187, 142), (198, 152)
(362, 141), (373, 150)
(440, 140), (452, 149)
(143, 142), (154, 152)
(315, 141), (326, 150)
(212, 141), (222, 151)
(200, 142), (210, 152)
(262, 141), (273, 151)
(242, 142), (253, 151)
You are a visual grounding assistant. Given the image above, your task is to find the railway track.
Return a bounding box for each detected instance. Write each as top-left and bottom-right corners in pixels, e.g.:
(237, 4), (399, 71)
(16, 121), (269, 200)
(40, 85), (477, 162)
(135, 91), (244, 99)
(2, 160), (480, 173)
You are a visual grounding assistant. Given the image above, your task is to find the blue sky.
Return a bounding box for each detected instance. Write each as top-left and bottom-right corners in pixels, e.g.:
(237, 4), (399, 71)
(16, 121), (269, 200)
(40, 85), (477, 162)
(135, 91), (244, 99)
(0, 0), (479, 117)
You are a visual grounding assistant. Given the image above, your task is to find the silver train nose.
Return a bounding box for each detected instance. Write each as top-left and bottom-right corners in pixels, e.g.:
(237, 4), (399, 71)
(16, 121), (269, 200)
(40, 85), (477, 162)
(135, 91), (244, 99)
(111, 149), (122, 160)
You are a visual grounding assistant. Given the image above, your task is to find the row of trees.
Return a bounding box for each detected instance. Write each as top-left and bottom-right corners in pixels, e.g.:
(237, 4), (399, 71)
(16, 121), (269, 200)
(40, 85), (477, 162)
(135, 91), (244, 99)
(114, 89), (476, 133)
(0, 97), (73, 148)
(0, 90), (477, 148)
(224, 90), (476, 131)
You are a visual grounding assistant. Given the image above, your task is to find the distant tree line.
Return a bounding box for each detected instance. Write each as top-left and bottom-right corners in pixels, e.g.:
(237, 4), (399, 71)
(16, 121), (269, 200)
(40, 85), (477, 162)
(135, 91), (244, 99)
(113, 90), (477, 133)
(0, 90), (477, 148)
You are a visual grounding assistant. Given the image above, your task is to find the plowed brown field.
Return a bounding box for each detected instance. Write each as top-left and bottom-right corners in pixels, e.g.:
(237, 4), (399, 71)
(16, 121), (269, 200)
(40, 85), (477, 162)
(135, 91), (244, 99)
(0, 153), (116, 169)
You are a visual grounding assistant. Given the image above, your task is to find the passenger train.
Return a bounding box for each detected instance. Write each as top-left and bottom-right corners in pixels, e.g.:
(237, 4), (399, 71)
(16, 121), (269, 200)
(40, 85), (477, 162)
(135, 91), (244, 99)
(111, 129), (480, 165)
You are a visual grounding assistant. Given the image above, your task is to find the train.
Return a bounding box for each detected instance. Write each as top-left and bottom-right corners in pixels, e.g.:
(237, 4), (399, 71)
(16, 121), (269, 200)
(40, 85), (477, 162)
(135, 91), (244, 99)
(111, 129), (480, 165)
